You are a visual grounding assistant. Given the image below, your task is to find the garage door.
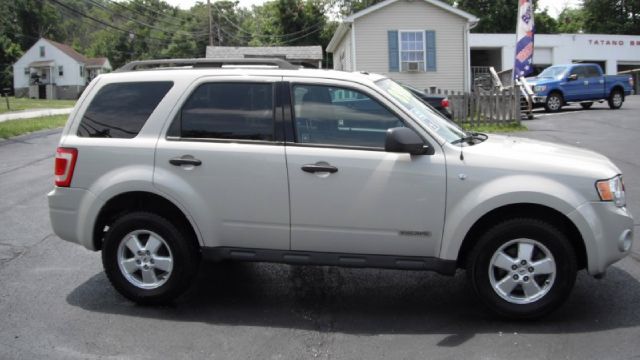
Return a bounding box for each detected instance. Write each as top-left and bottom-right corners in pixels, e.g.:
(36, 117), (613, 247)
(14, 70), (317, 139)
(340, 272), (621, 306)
(534, 48), (552, 64)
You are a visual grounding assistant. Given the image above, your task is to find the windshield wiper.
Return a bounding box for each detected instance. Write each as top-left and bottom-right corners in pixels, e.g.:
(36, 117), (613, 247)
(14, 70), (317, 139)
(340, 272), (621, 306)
(451, 132), (487, 145)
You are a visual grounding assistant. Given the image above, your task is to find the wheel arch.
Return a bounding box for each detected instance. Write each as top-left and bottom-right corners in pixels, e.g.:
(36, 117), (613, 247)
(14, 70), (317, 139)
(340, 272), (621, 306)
(456, 203), (587, 270)
(609, 85), (625, 98)
(93, 191), (202, 251)
(548, 89), (564, 100)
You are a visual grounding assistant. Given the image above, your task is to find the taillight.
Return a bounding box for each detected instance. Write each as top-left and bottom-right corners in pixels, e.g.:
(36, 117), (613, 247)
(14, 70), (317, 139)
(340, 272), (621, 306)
(55, 147), (78, 187)
(630, 76), (634, 87)
(441, 98), (450, 109)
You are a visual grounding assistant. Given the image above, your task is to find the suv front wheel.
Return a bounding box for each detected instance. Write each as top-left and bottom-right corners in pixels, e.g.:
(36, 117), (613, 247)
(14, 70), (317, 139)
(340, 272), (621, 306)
(467, 218), (577, 319)
(102, 211), (200, 304)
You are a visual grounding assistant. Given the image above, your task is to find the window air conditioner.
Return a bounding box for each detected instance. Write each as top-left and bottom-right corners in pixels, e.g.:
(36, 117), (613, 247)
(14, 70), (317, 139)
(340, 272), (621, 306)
(407, 62), (420, 72)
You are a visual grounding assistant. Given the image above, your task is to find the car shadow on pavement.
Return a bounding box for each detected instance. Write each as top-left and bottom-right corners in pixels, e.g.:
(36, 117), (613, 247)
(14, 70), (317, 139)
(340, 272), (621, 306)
(67, 260), (640, 346)
(530, 105), (620, 117)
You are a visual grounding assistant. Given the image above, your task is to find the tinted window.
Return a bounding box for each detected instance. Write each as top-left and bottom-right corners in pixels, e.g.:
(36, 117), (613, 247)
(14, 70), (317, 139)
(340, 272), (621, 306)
(585, 66), (601, 77)
(180, 83), (274, 141)
(292, 84), (403, 148)
(78, 82), (173, 138)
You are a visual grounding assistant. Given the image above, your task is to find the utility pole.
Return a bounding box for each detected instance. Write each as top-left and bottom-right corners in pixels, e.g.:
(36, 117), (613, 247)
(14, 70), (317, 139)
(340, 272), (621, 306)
(207, 0), (214, 46)
(217, 10), (222, 46)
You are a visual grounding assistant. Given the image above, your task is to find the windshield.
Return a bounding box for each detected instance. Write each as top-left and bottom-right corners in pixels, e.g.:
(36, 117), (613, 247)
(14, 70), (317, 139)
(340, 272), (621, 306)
(537, 66), (568, 79)
(375, 78), (466, 143)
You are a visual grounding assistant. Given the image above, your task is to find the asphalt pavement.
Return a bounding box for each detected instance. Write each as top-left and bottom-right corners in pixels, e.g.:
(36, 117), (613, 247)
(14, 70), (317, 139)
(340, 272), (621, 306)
(1, 98), (639, 359)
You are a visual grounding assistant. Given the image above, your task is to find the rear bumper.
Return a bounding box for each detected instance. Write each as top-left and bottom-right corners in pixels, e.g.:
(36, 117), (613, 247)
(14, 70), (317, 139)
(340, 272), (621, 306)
(567, 202), (634, 276)
(48, 187), (103, 251)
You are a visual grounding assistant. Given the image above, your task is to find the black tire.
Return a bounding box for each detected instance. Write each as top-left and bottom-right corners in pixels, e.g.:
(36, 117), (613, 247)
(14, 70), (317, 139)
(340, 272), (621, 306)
(608, 89), (624, 109)
(544, 92), (563, 113)
(102, 211), (200, 305)
(580, 102), (593, 110)
(467, 218), (577, 319)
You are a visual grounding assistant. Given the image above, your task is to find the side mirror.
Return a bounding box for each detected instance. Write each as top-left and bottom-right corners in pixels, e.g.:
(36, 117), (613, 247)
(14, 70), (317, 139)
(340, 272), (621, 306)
(568, 74), (578, 81)
(385, 127), (429, 155)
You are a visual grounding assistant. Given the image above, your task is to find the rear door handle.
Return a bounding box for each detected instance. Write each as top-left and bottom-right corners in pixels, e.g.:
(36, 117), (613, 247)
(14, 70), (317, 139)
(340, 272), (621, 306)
(169, 157), (202, 166)
(301, 164), (338, 174)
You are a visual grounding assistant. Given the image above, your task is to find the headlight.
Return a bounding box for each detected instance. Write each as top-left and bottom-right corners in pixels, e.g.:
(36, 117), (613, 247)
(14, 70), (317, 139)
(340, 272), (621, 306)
(596, 175), (626, 207)
(533, 85), (547, 93)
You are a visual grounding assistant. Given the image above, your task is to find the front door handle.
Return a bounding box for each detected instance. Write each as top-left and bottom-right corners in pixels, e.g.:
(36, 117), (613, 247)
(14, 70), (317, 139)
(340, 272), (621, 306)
(169, 157), (202, 166)
(301, 164), (338, 174)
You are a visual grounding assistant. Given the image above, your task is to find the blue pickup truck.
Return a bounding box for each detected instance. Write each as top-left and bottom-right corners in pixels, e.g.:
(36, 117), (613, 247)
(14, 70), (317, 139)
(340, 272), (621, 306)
(527, 63), (634, 112)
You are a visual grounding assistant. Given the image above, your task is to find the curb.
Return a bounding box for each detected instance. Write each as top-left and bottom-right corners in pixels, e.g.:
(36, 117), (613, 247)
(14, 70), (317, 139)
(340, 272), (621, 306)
(0, 108), (73, 122)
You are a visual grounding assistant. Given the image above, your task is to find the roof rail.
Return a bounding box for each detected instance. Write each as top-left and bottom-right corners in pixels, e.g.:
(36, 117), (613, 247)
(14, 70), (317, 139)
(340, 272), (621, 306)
(116, 58), (299, 72)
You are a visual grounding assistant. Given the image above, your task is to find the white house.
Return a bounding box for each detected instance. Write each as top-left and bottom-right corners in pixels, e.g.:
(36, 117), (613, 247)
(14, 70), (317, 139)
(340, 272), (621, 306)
(326, 0), (479, 92)
(12, 38), (112, 100)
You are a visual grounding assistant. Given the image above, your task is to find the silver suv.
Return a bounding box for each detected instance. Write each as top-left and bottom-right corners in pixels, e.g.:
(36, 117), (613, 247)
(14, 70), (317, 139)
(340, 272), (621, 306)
(48, 59), (634, 319)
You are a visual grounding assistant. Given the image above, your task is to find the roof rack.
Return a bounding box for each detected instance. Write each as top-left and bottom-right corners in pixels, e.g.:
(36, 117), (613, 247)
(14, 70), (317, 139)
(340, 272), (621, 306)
(116, 58), (299, 72)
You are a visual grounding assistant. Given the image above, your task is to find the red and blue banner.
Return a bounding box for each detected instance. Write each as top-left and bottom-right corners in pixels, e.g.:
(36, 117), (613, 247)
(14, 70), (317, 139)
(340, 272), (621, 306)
(514, 0), (535, 79)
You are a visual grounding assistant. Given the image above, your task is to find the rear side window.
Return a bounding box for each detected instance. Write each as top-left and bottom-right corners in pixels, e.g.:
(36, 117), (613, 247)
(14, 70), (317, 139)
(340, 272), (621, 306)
(179, 83), (274, 141)
(77, 82), (173, 138)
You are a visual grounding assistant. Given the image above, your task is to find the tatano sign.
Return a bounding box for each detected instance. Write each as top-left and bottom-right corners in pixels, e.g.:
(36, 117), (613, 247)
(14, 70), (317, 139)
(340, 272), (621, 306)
(588, 39), (640, 46)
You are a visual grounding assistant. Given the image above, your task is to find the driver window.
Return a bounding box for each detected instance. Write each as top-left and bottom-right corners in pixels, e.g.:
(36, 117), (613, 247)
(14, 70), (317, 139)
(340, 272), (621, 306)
(292, 84), (404, 148)
(570, 67), (587, 79)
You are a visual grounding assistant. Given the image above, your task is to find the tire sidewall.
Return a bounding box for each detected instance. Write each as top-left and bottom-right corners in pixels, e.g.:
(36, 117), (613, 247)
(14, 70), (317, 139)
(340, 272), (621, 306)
(469, 219), (577, 319)
(102, 212), (198, 304)
(608, 90), (623, 109)
(544, 93), (563, 112)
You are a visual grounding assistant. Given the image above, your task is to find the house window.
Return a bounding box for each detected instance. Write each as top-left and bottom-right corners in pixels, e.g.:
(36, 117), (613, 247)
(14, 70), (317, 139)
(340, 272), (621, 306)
(399, 31), (425, 72)
(58, 66), (64, 76)
(40, 46), (45, 57)
(24, 68), (29, 75)
(79, 65), (84, 77)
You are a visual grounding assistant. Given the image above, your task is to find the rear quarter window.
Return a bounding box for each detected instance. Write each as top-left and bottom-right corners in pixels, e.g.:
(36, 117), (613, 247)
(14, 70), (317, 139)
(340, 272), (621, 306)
(77, 81), (173, 138)
(177, 82), (274, 141)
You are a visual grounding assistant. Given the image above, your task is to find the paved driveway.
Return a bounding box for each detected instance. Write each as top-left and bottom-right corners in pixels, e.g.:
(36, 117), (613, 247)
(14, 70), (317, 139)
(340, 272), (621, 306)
(0, 98), (639, 359)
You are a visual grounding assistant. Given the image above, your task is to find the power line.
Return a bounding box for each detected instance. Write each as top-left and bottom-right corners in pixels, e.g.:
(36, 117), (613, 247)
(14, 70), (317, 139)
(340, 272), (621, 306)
(48, 0), (171, 44)
(95, 0), (209, 38)
(104, 0), (187, 29)
(109, 0), (198, 27)
(86, 0), (177, 36)
(211, 1), (326, 40)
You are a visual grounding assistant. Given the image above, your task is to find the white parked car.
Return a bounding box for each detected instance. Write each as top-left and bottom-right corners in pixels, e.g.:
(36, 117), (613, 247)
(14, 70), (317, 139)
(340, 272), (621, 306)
(48, 59), (634, 319)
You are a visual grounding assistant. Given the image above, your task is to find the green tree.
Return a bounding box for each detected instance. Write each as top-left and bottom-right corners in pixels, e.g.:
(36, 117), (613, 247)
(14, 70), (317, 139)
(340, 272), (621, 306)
(533, 7), (558, 34)
(582, 0), (640, 34)
(276, 0), (326, 46)
(557, 7), (585, 33)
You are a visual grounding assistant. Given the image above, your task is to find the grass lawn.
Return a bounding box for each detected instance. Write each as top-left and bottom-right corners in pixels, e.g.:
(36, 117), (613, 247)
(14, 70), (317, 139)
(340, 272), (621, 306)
(0, 97), (76, 114)
(460, 122), (527, 133)
(0, 115), (68, 139)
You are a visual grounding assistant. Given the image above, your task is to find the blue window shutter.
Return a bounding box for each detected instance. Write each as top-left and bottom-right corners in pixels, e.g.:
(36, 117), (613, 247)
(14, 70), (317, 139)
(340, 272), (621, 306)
(388, 30), (399, 72)
(426, 30), (436, 72)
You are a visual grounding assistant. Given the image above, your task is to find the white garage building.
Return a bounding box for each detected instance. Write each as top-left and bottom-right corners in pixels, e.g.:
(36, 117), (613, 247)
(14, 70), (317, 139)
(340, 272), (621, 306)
(470, 33), (640, 76)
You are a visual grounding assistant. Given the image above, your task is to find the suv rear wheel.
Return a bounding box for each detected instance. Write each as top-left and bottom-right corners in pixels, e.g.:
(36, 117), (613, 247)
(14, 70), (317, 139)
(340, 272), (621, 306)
(102, 211), (200, 304)
(467, 218), (577, 319)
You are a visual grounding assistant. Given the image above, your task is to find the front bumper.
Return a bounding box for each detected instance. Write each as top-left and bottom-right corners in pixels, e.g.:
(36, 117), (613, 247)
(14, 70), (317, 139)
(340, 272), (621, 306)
(533, 95), (547, 104)
(48, 187), (103, 250)
(567, 202), (634, 276)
